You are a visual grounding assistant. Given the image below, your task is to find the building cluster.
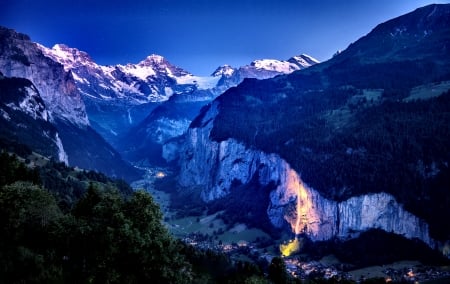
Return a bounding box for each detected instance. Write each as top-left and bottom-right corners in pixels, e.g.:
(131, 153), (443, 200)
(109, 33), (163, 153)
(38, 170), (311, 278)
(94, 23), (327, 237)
(181, 235), (450, 283)
(383, 266), (450, 283)
(284, 258), (351, 281)
(181, 235), (252, 254)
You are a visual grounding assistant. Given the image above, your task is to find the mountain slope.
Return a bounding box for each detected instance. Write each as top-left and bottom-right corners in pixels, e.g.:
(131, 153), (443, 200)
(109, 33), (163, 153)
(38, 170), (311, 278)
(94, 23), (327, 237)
(222, 54), (319, 87)
(119, 54), (319, 166)
(42, 42), (319, 158)
(178, 4), (450, 249)
(0, 27), (141, 181)
(0, 29), (88, 126)
(37, 40), (320, 167)
(39, 44), (220, 145)
(40, 44), (194, 103)
(0, 73), (66, 161)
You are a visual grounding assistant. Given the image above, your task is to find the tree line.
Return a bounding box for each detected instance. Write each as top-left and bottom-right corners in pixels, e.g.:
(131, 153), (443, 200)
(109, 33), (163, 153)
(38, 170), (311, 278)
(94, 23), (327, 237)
(0, 151), (276, 283)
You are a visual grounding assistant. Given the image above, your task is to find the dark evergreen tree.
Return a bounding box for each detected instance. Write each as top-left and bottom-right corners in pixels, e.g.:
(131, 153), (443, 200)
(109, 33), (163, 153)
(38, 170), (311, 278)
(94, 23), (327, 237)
(268, 257), (288, 284)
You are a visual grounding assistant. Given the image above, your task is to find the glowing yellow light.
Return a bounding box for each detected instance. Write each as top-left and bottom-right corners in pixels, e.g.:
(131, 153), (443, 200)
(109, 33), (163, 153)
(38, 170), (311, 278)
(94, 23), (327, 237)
(155, 171), (166, 178)
(284, 169), (318, 236)
(280, 238), (303, 257)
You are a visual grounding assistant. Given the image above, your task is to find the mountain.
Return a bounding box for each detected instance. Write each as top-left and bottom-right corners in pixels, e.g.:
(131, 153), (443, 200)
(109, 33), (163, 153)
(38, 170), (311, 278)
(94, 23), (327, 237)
(41, 42), (319, 163)
(326, 4), (450, 65)
(0, 30), (88, 126)
(39, 44), (221, 145)
(221, 54), (319, 87)
(176, 3), (450, 254)
(211, 64), (235, 77)
(40, 43), (214, 103)
(118, 54), (319, 166)
(0, 73), (67, 162)
(0, 24), (320, 177)
(0, 27), (141, 181)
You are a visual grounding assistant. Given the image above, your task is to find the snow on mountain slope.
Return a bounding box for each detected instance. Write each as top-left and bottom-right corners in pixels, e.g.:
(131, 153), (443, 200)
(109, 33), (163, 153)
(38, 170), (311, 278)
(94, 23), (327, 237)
(41, 43), (320, 105)
(251, 54), (319, 73)
(121, 55), (320, 166)
(212, 65), (235, 77)
(216, 54), (321, 89)
(3, 82), (49, 121)
(251, 59), (299, 73)
(0, 73), (67, 162)
(175, 74), (221, 90)
(38, 41), (320, 164)
(39, 44), (197, 104)
(39, 43), (94, 71)
(0, 28), (142, 180)
(289, 54), (321, 66)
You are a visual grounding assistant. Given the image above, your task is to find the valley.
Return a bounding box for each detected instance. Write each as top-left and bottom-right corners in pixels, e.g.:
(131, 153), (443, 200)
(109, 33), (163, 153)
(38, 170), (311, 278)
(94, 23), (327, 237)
(1, 2), (450, 282)
(133, 166), (450, 282)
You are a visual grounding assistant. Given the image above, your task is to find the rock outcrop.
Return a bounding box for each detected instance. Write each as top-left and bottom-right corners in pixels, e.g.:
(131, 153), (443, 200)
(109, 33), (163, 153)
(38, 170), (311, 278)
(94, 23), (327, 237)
(0, 27), (88, 126)
(178, 102), (434, 248)
(0, 27), (140, 181)
(0, 74), (64, 160)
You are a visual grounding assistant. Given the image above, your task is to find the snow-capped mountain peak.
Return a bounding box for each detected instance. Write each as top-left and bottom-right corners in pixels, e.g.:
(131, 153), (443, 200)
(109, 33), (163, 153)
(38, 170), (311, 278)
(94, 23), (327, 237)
(119, 61), (158, 80)
(37, 39), (319, 148)
(248, 54), (320, 74)
(211, 64), (236, 77)
(138, 54), (190, 75)
(39, 44), (95, 71)
(130, 53), (191, 79)
(288, 54), (320, 68)
(40, 44), (196, 104)
(251, 59), (299, 73)
(138, 54), (166, 66)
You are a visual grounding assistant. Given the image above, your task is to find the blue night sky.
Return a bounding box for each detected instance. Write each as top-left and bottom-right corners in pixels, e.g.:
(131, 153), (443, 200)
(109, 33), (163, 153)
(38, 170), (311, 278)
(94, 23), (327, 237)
(1, 0), (449, 75)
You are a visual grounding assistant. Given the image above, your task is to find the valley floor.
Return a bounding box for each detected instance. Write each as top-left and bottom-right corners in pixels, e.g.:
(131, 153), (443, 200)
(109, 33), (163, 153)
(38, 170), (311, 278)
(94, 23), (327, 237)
(131, 167), (450, 283)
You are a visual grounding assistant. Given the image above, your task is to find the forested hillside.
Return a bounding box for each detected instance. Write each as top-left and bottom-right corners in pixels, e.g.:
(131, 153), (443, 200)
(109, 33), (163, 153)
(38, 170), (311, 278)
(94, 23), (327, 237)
(207, 4), (450, 241)
(0, 151), (271, 283)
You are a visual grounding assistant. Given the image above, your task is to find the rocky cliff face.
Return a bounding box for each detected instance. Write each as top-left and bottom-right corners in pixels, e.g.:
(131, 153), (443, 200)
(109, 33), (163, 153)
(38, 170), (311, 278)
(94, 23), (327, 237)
(0, 27), (140, 180)
(178, 102), (434, 248)
(0, 74), (65, 160)
(39, 43), (218, 145)
(0, 28), (88, 126)
(0, 75), (49, 122)
(40, 44), (195, 104)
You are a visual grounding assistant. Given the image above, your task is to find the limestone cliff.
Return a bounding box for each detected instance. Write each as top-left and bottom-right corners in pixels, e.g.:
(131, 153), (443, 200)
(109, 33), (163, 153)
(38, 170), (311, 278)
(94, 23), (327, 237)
(178, 102), (434, 248)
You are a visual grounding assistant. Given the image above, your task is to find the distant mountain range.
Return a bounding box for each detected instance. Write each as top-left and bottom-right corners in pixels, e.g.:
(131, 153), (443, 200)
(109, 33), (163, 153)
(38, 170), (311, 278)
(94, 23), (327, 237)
(39, 42), (319, 165)
(0, 25), (319, 177)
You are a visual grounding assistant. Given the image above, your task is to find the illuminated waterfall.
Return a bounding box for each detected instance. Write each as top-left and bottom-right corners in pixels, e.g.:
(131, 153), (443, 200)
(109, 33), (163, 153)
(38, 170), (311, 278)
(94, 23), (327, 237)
(280, 169), (320, 256)
(283, 169), (318, 237)
(294, 182), (302, 235)
(295, 180), (311, 235)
